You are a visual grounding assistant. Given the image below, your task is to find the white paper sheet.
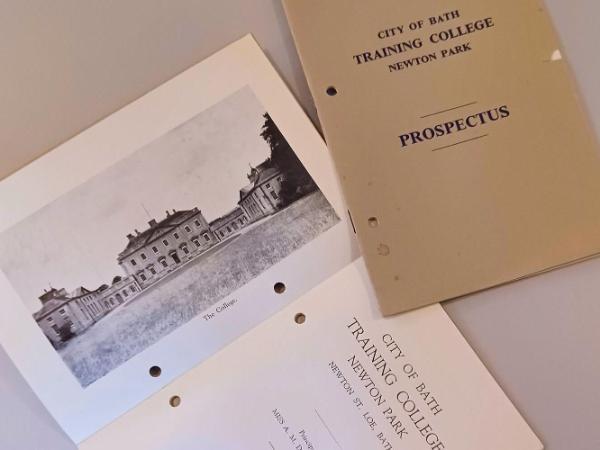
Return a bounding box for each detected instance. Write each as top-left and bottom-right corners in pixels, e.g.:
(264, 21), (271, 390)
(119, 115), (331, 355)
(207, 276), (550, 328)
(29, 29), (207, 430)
(81, 259), (543, 450)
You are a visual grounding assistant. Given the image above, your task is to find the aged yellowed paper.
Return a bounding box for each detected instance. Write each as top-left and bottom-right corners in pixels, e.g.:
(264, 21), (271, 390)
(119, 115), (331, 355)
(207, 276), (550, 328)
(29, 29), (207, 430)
(283, 0), (600, 314)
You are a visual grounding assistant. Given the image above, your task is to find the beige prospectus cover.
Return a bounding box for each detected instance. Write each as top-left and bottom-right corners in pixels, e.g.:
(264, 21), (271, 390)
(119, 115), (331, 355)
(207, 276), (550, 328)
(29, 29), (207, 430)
(283, 0), (600, 315)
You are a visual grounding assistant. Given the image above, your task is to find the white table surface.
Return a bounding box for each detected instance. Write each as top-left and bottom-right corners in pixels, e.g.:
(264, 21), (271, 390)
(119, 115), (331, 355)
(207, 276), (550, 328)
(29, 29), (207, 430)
(0, 1), (599, 449)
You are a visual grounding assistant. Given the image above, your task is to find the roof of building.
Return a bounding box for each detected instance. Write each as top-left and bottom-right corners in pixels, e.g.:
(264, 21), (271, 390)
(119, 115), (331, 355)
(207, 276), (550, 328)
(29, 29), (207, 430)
(118, 208), (201, 260)
(70, 286), (91, 298)
(239, 160), (281, 201)
(255, 167), (280, 185)
(35, 286), (77, 319)
(255, 159), (271, 171)
(38, 287), (68, 303)
(239, 184), (253, 197)
(33, 284), (103, 321)
(209, 207), (245, 229)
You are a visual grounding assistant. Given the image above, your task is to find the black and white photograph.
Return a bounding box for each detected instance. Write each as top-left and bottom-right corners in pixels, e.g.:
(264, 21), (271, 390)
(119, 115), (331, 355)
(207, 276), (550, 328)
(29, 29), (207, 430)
(0, 87), (340, 387)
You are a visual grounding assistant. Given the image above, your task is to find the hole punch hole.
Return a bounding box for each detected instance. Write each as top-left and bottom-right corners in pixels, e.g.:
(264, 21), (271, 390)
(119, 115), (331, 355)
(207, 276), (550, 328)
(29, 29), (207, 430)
(274, 282), (286, 294)
(368, 217), (379, 228)
(294, 313), (306, 325)
(149, 366), (162, 377)
(326, 86), (338, 96)
(169, 396), (181, 408)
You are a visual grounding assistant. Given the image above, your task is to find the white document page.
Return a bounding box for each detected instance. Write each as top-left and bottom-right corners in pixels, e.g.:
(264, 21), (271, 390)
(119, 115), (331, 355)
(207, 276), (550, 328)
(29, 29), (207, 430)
(81, 259), (543, 450)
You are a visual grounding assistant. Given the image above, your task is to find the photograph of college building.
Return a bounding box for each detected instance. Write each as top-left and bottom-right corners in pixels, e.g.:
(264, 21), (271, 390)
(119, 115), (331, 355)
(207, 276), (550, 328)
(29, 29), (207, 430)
(33, 276), (141, 347)
(32, 158), (286, 347)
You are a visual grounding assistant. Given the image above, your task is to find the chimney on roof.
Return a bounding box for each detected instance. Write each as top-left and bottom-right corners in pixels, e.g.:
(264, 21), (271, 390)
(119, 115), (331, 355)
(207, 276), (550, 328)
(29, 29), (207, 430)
(148, 219), (157, 227)
(135, 229), (140, 235)
(172, 209), (176, 214)
(127, 233), (135, 241)
(166, 210), (170, 217)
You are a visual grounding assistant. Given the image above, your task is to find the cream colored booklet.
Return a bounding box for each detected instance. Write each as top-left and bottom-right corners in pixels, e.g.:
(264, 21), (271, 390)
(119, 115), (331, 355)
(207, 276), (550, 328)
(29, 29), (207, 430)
(81, 260), (543, 450)
(282, 0), (600, 315)
(0, 35), (540, 449)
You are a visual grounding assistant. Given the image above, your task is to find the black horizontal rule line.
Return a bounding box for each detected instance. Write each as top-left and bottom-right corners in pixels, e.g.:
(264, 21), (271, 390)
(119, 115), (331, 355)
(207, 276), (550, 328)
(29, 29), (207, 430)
(420, 101), (478, 119)
(431, 134), (489, 152)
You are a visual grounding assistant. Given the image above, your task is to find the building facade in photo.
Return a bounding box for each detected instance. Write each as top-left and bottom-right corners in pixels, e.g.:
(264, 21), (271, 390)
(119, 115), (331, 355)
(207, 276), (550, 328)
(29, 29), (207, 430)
(117, 208), (219, 289)
(32, 158), (292, 347)
(34, 287), (103, 347)
(33, 277), (140, 347)
(97, 276), (142, 309)
(209, 207), (249, 240)
(238, 159), (285, 222)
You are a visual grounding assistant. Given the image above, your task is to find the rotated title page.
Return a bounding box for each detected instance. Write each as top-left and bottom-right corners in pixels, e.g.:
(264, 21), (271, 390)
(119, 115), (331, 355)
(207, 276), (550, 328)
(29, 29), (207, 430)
(283, 0), (600, 314)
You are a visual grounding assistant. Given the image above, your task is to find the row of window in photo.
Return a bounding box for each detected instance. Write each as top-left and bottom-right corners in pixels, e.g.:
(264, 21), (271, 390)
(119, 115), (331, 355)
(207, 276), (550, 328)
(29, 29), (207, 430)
(46, 307), (71, 323)
(130, 232), (212, 267)
(102, 285), (138, 307)
(244, 201), (262, 218)
(265, 183), (280, 200)
(217, 216), (248, 236)
(45, 308), (75, 336)
(243, 185), (279, 218)
(77, 287), (135, 322)
(259, 181), (280, 205)
(77, 298), (106, 321)
(136, 250), (190, 282)
(45, 302), (102, 329)
(79, 291), (127, 320)
(45, 284), (138, 325)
